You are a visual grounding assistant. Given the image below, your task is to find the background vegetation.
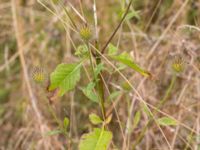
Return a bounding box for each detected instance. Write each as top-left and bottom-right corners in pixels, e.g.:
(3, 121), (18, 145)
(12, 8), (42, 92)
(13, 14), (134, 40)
(0, 0), (200, 149)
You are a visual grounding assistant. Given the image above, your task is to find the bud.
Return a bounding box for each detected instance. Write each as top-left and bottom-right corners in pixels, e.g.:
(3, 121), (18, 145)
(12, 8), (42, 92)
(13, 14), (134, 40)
(79, 26), (92, 41)
(171, 55), (185, 73)
(32, 67), (46, 84)
(75, 44), (89, 57)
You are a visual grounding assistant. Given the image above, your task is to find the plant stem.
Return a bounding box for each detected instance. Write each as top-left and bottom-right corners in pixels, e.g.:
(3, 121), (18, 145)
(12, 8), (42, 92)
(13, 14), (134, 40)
(96, 54), (106, 120)
(101, 0), (133, 54)
(95, 41), (106, 120)
(132, 74), (177, 149)
(87, 43), (106, 120)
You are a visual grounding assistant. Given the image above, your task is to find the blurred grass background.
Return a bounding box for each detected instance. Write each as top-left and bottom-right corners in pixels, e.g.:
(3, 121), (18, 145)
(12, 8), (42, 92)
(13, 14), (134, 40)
(0, 0), (200, 149)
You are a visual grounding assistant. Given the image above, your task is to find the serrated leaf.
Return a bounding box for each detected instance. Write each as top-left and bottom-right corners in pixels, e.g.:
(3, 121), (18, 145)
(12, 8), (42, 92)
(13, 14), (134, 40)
(49, 63), (81, 96)
(82, 82), (98, 102)
(108, 44), (118, 56)
(111, 53), (151, 77)
(79, 128), (112, 150)
(89, 113), (103, 125)
(44, 129), (62, 137)
(157, 117), (177, 126)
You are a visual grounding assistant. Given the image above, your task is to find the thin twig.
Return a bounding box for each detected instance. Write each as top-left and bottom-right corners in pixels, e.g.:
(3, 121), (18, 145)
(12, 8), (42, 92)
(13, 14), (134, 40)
(101, 0), (133, 54)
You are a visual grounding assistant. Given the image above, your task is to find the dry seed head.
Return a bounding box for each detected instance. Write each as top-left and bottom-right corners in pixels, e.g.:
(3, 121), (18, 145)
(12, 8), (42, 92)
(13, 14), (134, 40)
(172, 55), (185, 73)
(79, 26), (92, 41)
(32, 66), (46, 84)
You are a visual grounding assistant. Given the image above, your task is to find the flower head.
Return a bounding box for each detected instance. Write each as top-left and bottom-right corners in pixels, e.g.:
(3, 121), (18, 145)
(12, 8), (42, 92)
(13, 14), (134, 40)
(171, 55), (185, 73)
(32, 66), (46, 84)
(79, 26), (92, 41)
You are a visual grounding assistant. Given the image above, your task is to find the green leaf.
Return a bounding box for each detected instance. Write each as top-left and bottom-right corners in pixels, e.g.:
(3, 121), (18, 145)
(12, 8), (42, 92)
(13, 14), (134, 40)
(49, 63), (81, 96)
(82, 82), (98, 102)
(63, 117), (69, 129)
(79, 128), (112, 150)
(133, 111), (141, 129)
(113, 53), (131, 72)
(111, 53), (151, 77)
(126, 10), (140, 20)
(89, 113), (103, 125)
(157, 117), (177, 126)
(108, 44), (118, 56)
(44, 129), (62, 136)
